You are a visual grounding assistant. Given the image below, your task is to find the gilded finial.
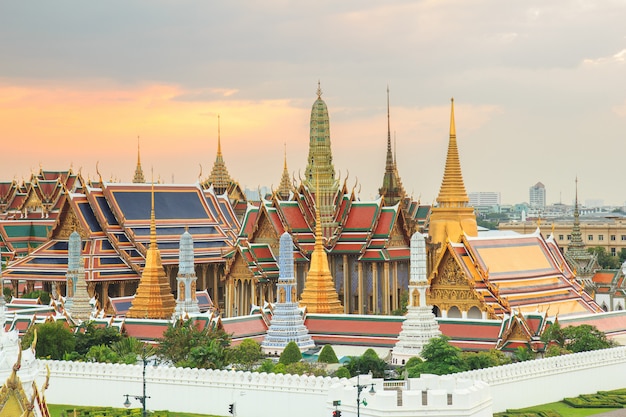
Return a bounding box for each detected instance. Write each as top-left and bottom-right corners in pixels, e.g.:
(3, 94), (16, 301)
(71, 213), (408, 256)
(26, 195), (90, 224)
(316, 80), (322, 99)
(217, 115), (222, 155)
(450, 97), (456, 138)
(137, 136), (141, 164)
(150, 168), (157, 246)
(284, 142), (287, 170)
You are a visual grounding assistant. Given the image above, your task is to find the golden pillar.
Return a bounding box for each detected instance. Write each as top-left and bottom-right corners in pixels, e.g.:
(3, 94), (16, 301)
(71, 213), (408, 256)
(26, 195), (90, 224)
(383, 262), (391, 314)
(343, 254), (349, 314)
(357, 262), (363, 314)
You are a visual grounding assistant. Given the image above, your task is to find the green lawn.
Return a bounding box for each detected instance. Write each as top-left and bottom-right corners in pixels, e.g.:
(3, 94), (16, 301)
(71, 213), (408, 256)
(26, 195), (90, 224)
(48, 404), (224, 417)
(496, 401), (620, 417)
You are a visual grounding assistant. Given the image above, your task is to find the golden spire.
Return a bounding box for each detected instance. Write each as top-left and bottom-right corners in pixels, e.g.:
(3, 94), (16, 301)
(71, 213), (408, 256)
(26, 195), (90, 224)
(427, 98), (477, 248)
(277, 142), (292, 200)
(133, 137), (146, 183)
(150, 171), (156, 246)
(436, 98), (468, 207)
(217, 114), (222, 156)
(298, 174), (343, 313)
(207, 114), (233, 194)
(126, 175), (176, 319)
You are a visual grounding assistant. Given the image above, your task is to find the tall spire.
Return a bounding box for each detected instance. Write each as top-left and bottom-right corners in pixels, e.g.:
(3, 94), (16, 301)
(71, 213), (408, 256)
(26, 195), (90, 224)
(277, 143), (292, 200)
(303, 81), (339, 236)
(427, 98), (477, 247)
(436, 98), (468, 207)
(565, 177), (598, 287)
(127, 179), (176, 319)
(392, 231), (441, 364)
(207, 115), (233, 195)
(262, 232), (315, 355)
(379, 86), (407, 206)
(299, 175), (343, 313)
(174, 228), (200, 317)
(133, 136), (146, 183)
(67, 231), (93, 322)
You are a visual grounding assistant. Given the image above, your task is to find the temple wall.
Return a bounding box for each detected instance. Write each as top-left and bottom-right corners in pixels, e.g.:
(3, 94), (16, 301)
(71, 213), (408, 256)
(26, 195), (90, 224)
(39, 360), (337, 417)
(452, 345), (626, 412)
(37, 360), (491, 417)
(37, 346), (626, 416)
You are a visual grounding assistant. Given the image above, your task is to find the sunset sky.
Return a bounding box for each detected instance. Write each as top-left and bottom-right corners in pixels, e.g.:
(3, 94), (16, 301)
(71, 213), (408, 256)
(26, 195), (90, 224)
(1, 1), (625, 206)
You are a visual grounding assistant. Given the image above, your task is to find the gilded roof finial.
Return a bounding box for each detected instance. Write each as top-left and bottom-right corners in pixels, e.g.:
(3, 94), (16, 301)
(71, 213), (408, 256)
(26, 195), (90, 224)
(315, 172), (322, 243)
(217, 114), (222, 156)
(450, 97), (456, 138)
(150, 168), (157, 247)
(133, 136), (146, 183)
(387, 85), (392, 155)
(284, 142), (287, 170)
(316, 80), (322, 99)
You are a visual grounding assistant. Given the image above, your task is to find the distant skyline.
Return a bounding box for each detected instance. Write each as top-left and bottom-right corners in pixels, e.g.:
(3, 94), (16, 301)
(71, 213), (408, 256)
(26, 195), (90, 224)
(1, 2), (625, 206)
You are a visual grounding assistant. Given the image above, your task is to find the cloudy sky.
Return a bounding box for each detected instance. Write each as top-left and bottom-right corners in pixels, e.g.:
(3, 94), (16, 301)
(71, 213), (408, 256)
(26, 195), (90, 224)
(1, 1), (625, 206)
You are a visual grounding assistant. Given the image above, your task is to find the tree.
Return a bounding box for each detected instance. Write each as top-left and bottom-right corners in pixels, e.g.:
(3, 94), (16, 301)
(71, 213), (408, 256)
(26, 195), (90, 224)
(588, 247), (621, 269)
(391, 290), (408, 316)
(345, 348), (387, 378)
(111, 336), (152, 365)
(257, 359), (275, 373)
(229, 338), (263, 370)
(407, 336), (466, 377)
(541, 322), (566, 348)
(285, 361), (326, 376)
(563, 324), (615, 353)
(21, 321), (76, 360)
(462, 350), (510, 370)
(184, 338), (229, 369)
(85, 344), (120, 363)
(512, 346), (535, 362)
(74, 321), (123, 356)
(279, 341), (302, 365)
(22, 290), (51, 305)
(156, 318), (231, 367)
(541, 323), (614, 356)
(318, 345), (339, 364)
(334, 366), (351, 379)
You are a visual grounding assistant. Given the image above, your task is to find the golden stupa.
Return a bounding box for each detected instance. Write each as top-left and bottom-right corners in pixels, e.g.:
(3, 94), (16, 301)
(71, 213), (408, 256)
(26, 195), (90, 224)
(126, 181), (176, 319)
(427, 98), (478, 248)
(299, 177), (343, 314)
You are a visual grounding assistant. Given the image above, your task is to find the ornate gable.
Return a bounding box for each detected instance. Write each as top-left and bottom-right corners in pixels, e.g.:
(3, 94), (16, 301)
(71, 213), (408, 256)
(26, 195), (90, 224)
(428, 251), (485, 317)
(51, 200), (88, 240)
(22, 188), (42, 212)
(387, 211), (409, 248)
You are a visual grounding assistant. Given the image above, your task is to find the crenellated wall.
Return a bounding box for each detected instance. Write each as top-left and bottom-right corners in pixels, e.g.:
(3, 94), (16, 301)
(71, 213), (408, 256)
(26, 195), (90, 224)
(40, 360), (338, 417)
(36, 346), (626, 416)
(327, 374), (492, 417)
(452, 346), (626, 412)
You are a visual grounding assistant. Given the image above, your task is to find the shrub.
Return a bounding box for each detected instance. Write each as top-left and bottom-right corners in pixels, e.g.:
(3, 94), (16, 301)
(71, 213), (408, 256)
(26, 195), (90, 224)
(334, 366), (351, 379)
(318, 345), (339, 364)
(279, 341), (302, 365)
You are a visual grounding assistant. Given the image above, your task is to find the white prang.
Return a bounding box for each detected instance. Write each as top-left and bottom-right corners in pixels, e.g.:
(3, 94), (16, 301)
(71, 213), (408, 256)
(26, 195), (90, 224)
(261, 232), (315, 355)
(391, 231), (441, 365)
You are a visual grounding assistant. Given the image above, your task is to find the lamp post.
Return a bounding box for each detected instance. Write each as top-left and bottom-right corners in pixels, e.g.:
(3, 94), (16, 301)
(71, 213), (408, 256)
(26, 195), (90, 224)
(355, 374), (375, 417)
(123, 354), (150, 417)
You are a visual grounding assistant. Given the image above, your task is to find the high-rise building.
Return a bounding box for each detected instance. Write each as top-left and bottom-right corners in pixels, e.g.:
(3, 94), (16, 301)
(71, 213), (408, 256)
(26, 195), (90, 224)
(468, 192), (501, 207)
(529, 182), (546, 208)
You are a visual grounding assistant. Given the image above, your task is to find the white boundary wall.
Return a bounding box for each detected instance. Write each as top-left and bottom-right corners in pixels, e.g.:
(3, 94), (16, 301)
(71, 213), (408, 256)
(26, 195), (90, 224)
(39, 360), (338, 417)
(452, 346), (626, 412)
(37, 346), (626, 416)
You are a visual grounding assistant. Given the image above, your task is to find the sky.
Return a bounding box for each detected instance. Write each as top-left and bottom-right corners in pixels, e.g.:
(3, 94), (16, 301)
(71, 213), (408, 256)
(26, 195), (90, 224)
(1, 1), (625, 206)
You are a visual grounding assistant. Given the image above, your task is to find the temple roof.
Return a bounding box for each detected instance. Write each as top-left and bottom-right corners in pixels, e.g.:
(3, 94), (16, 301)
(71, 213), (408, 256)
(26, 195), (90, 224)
(439, 231), (602, 317)
(2, 183), (239, 292)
